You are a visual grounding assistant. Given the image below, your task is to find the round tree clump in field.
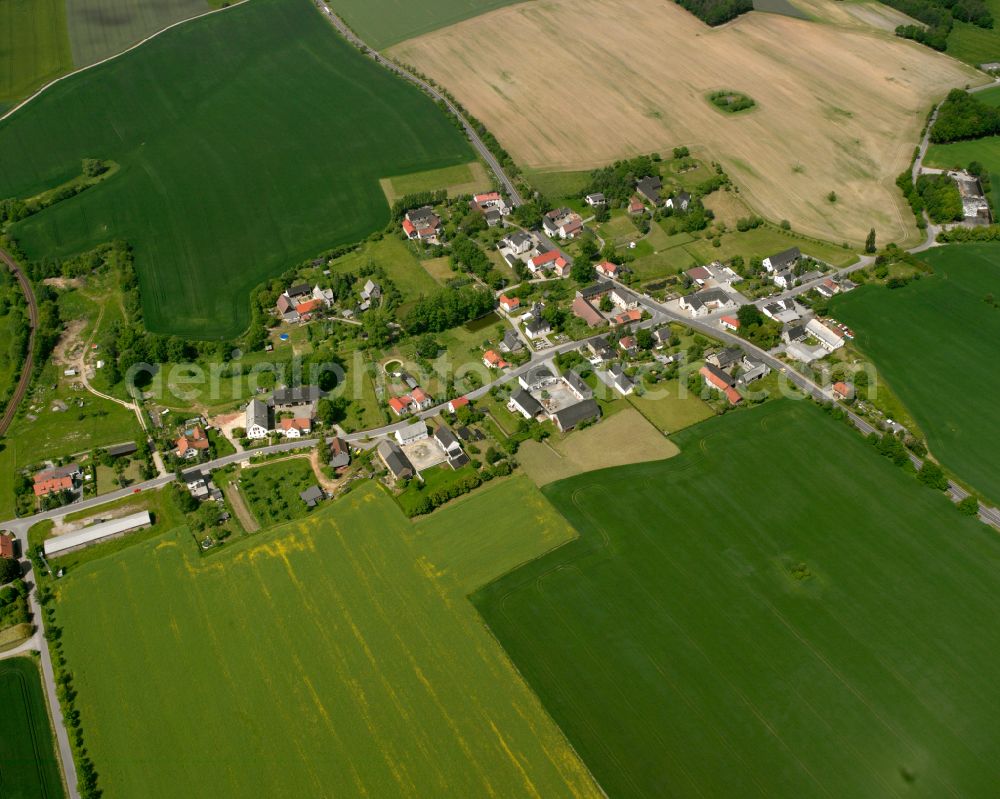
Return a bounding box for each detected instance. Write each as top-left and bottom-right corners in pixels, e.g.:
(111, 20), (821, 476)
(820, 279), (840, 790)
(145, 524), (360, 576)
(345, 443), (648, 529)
(707, 90), (756, 113)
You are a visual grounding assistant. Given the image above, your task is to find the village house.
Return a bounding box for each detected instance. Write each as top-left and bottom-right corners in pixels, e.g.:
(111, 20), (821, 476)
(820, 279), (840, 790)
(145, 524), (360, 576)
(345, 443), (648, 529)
(312, 285), (334, 307)
(720, 315), (740, 332)
(577, 281), (613, 304)
(805, 318), (845, 352)
(33, 463), (82, 498)
(688, 261), (742, 288)
(628, 197), (646, 215)
(611, 308), (643, 327)
(377, 440), (414, 481)
(762, 298), (800, 324)
(585, 192), (606, 207)
(509, 388), (543, 420)
(529, 248), (569, 276)
(652, 328), (673, 348)
(636, 176), (662, 205)
(175, 426), (210, 459)
(772, 270), (796, 290)
(832, 381), (855, 401)
(619, 335), (638, 356)
(498, 294), (520, 313)
(395, 420), (429, 446)
(815, 278), (841, 299)
(483, 350), (508, 369)
(542, 208), (584, 240)
(328, 437), (351, 469)
(245, 399), (272, 440)
(551, 399), (601, 432)
(500, 329), (524, 353)
(520, 364), (559, 392)
(610, 288), (639, 310)
(500, 231), (534, 256)
(563, 369), (593, 401)
(273, 385), (325, 413)
(447, 397), (469, 415)
(665, 191), (691, 212)
(359, 279), (381, 311)
(700, 364), (742, 405)
(595, 261), (620, 279)
(762, 247), (801, 273)
(782, 324), (808, 344)
(679, 288), (738, 317)
(470, 191), (510, 218)
(737, 354), (770, 385)
(608, 363), (635, 395)
(278, 417), (312, 438)
(706, 347), (742, 372)
(587, 335), (614, 363)
(402, 206), (442, 243)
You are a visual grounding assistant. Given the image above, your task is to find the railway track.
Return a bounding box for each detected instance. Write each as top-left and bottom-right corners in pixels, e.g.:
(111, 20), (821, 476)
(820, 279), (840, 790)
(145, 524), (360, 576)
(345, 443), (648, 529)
(0, 247), (37, 437)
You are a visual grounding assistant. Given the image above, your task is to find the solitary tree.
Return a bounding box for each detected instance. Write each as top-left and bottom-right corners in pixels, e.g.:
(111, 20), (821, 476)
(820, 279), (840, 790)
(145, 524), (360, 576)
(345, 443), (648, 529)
(865, 228), (877, 254)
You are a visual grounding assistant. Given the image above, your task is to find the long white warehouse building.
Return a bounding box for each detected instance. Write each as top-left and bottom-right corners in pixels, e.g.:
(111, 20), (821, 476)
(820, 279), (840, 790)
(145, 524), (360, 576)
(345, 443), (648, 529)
(44, 510), (152, 558)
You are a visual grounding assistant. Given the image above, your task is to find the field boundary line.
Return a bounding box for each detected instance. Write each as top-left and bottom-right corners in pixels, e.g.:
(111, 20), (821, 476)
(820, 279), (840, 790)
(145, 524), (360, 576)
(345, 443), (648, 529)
(0, 0), (251, 124)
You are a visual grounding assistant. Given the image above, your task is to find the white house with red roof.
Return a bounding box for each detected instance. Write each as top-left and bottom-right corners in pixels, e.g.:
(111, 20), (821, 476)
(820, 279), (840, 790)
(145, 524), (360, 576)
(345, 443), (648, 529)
(720, 315), (740, 332)
(483, 350), (509, 369)
(498, 294), (520, 313)
(529, 249), (569, 275)
(471, 191), (509, 214)
(447, 396), (469, 413)
(595, 261), (620, 279)
(278, 417), (313, 438)
(700, 364), (742, 405)
(542, 208), (584, 240)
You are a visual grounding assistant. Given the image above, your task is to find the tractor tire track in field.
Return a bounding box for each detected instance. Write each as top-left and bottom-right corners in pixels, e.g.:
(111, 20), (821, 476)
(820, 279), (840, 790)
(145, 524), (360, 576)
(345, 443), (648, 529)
(0, 246), (37, 438)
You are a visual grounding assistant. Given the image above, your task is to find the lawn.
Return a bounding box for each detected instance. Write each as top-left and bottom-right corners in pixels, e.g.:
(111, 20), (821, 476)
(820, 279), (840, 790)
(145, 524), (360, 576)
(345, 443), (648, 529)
(239, 457), (317, 527)
(327, 235), (440, 304)
(0, 657), (66, 799)
(0, 0), (73, 104)
(50, 479), (601, 798)
(524, 168), (592, 200)
(379, 160), (487, 203)
(683, 224), (857, 267)
(328, 0), (523, 49)
(64, 0), (210, 67)
(0, 0), (471, 339)
(516, 407), (678, 486)
(396, 463), (479, 515)
(946, 0), (1000, 66)
(627, 379), (714, 433)
(925, 135), (1000, 211)
(474, 399), (1000, 798)
(830, 243), (1000, 504)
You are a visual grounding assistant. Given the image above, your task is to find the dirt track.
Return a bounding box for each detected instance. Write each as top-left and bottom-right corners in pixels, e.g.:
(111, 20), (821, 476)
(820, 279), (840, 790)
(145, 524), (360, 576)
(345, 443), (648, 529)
(0, 247), (37, 437)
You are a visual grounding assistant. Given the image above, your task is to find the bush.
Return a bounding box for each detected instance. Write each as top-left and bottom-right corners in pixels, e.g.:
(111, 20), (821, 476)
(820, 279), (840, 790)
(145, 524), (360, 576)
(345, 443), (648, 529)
(957, 495), (980, 516)
(916, 174), (963, 223)
(930, 89), (1000, 143)
(917, 460), (949, 490)
(673, 0), (753, 25)
(0, 558), (21, 585)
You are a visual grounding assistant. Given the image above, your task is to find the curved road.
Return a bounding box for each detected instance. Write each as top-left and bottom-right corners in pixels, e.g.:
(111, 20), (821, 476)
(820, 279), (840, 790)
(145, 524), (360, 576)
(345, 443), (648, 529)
(0, 247), (38, 437)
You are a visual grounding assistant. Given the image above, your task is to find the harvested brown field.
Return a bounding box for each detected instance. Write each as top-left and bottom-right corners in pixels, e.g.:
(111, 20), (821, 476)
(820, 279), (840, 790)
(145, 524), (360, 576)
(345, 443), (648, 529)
(391, 0), (984, 245)
(518, 408), (679, 486)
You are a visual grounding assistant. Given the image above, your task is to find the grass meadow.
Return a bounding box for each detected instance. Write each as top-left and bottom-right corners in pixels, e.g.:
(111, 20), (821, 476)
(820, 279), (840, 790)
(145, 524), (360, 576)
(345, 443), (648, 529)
(0, 657), (66, 799)
(328, 0), (522, 49)
(831, 243), (1000, 504)
(0, 0), (471, 339)
(0, 0), (73, 104)
(50, 478), (602, 798)
(474, 399), (1000, 798)
(64, 0), (210, 66)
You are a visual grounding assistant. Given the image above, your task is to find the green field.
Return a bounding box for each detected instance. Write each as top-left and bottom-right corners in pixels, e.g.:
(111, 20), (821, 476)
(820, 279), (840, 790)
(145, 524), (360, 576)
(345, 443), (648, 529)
(0, 0), (73, 104)
(65, 0), (210, 67)
(831, 243), (1000, 503)
(474, 400), (1000, 798)
(380, 159), (487, 202)
(925, 135), (1000, 210)
(0, 0), (471, 339)
(947, 0), (1000, 65)
(50, 477), (602, 797)
(332, 0), (521, 49)
(0, 657), (66, 799)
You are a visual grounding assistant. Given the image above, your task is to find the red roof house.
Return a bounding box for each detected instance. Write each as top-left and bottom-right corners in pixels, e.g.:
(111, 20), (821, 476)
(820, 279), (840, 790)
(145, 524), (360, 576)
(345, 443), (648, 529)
(295, 299), (323, 316)
(0, 534), (14, 559)
(388, 396), (411, 416)
(720, 315), (740, 331)
(483, 350), (508, 369)
(447, 396), (469, 413)
(499, 294), (520, 313)
(700, 365), (742, 405)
